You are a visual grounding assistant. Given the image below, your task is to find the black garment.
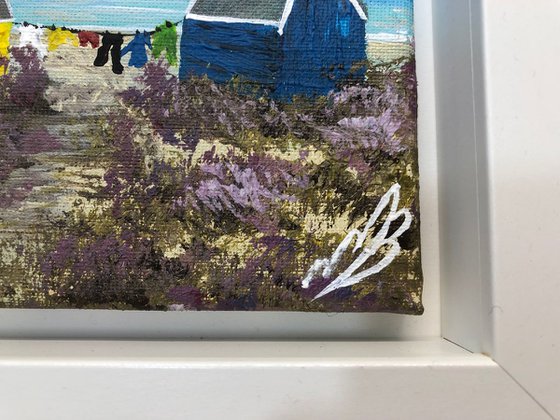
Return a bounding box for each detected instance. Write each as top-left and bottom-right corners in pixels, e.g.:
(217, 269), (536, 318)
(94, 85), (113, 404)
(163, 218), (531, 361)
(94, 33), (124, 75)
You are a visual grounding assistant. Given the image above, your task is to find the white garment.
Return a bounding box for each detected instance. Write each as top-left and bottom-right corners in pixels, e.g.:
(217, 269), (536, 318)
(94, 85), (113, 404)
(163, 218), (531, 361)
(18, 25), (48, 59)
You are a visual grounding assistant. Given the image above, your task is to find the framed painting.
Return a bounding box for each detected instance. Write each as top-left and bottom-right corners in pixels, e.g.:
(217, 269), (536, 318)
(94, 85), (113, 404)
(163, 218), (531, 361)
(1, 1), (558, 419)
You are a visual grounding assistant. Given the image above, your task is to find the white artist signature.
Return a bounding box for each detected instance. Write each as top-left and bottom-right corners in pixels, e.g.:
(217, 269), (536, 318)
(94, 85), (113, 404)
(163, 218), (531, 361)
(302, 183), (412, 300)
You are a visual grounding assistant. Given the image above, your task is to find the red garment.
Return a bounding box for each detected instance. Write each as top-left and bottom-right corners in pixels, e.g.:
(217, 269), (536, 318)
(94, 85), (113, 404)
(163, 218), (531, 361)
(78, 31), (100, 48)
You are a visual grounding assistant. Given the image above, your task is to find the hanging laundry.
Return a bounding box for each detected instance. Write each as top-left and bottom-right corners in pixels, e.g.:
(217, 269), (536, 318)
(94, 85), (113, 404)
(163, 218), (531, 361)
(94, 33), (124, 75)
(121, 30), (152, 68)
(18, 23), (48, 59)
(152, 21), (177, 66)
(0, 21), (11, 75)
(78, 31), (100, 49)
(47, 27), (79, 51)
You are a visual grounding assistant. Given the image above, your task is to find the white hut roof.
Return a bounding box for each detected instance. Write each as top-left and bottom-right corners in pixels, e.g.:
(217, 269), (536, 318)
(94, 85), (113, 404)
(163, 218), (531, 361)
(0, 0), (13, 23)
(191, 0), (288, 21)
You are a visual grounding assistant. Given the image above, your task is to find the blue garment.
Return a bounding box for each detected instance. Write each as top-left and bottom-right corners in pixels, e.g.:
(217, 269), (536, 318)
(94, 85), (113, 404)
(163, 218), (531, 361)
(121, 31), (152, 68)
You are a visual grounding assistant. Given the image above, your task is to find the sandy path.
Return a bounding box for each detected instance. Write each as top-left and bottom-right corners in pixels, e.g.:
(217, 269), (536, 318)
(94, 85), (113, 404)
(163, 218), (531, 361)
(44, 41), (144, 114)
(0, 42), (147, 237)
(0, 41), (172, 304)
(0, 116), (105, 234)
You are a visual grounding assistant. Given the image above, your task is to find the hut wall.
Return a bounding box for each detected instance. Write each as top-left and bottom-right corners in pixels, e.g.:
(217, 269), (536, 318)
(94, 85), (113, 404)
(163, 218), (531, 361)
(180, 19), (282, 90)
(276, 0), (367, 98)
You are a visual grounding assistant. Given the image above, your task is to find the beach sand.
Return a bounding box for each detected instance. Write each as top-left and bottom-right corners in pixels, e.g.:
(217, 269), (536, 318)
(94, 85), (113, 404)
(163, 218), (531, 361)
(7, 32), (150, 114)
(40, 37), (146, 115)
(367, 41), (413, 63)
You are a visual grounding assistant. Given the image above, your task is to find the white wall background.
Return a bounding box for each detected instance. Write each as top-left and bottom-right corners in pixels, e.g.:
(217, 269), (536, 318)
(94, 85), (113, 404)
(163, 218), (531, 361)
(482, 0), (560, 417)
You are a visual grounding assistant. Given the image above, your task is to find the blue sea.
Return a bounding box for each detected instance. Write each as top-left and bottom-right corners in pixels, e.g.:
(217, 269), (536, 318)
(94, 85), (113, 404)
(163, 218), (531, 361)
(11, 0), (414, 41)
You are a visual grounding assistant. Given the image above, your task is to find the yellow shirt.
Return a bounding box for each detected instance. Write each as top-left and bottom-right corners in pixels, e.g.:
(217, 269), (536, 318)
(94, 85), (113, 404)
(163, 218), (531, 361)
(0, 21), (12, 56)
(47, 28), (79, 51)
(0, 22), (12, 74)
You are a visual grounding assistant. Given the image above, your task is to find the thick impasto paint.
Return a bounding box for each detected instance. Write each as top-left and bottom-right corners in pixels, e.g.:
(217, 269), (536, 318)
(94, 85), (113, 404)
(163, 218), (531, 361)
(0, 0), (423, 313)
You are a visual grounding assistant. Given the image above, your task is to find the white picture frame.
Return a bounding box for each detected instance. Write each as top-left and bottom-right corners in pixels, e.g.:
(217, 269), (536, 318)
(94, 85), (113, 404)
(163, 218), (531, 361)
(0, 0), (558, 418)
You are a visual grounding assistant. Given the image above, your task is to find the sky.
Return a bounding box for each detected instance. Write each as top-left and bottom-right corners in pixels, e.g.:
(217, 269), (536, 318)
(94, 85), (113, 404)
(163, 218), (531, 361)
(10, 0), (414, 41)
(366, 0), (414, 41)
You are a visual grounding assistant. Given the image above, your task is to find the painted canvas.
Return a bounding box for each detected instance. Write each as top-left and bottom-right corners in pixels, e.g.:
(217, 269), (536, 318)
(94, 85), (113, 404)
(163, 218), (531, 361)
(0, 0), (423, 313)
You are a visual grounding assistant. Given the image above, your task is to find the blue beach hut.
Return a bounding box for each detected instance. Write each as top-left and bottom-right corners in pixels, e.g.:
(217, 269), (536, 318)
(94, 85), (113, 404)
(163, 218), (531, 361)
(179, 0), (368, 99)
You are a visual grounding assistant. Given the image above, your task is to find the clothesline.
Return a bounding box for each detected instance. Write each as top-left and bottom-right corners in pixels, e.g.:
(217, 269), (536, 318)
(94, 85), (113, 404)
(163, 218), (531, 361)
(12, 20), (183, 37)
(2, 19), (180, 75)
